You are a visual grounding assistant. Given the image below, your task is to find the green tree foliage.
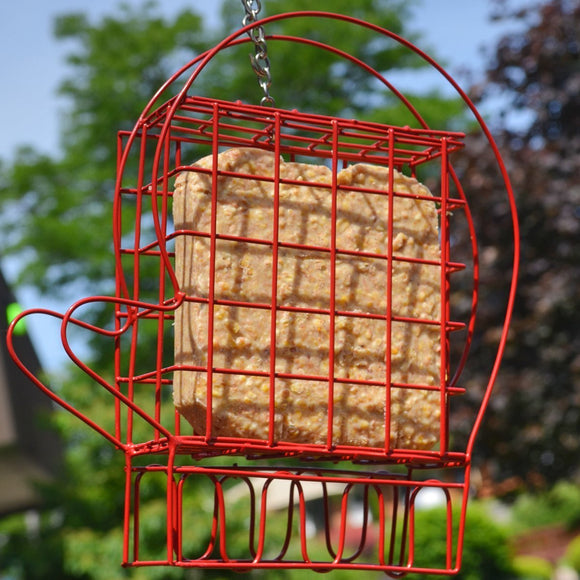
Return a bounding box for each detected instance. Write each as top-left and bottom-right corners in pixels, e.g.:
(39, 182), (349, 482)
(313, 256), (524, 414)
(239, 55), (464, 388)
(405, 503), (515, 580)
(512, 555), (554, 580)
(449, 0), (580, 489)
(564, 535), (580, 574)
(1, 2), (206, 297)
(510, 481), (580, 533)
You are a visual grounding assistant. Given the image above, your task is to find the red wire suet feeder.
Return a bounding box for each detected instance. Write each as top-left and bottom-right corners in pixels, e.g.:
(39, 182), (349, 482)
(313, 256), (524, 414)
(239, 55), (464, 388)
(7, 10), (519, 576)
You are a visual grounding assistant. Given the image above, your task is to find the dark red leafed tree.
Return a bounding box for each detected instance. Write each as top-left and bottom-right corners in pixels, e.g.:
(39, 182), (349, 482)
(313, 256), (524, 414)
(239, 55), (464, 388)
(453, 0), (580, 491)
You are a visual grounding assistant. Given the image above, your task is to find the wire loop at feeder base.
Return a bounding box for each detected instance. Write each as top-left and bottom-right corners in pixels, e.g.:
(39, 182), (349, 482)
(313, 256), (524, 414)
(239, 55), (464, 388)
(123, 459), (470, 574)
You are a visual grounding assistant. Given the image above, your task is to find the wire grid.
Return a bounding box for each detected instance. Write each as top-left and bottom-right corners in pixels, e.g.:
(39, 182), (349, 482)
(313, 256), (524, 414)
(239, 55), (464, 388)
(105, 93), (477, 573)
(111, 97), (469, 465)
(125, 462), (469, 572)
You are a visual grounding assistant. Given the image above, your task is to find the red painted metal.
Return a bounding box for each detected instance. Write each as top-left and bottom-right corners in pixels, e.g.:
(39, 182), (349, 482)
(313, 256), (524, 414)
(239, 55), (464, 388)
(6, 12), (519, 576)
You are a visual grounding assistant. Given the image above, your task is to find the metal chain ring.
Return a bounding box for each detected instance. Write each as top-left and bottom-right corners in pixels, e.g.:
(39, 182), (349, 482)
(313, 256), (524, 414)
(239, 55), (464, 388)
(240, 0), (275, 105)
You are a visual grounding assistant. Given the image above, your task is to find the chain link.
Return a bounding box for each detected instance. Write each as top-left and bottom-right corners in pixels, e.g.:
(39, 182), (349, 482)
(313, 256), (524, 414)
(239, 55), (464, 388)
(240, 0), (275, 106)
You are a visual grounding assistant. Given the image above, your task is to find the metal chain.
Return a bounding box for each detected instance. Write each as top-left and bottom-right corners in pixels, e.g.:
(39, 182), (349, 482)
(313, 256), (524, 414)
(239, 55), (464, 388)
(240, 0), (275, 106)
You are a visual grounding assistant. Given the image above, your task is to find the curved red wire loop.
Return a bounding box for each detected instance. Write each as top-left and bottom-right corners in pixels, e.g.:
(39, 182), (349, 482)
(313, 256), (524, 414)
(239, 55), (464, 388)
(8, 9), (518, 466)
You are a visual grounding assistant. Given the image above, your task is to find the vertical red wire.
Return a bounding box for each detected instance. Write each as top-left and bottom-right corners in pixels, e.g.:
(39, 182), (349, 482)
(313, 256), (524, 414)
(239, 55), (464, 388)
(200, 476), (221, 559)
(296, 483), (311, 564)
(125, 124), (149, 446)
(166, 441), (177, 564)
(253, 480), (271, 563)
(268, 113), (281, 446)
(444, 487), (454, 571)
(398, 474), (413, 569)
(326, 120), (340, 450)
(384, 128), (396, 451)
(334, 486), (350, 563)
(376, 484), (387, 567)
(205, 103), (221, 440)
(153, 132), (172, 436)
(114, 132), (125, 444)
(216, 479), (231, 562)
(122, 453), (133, 565)
(132, 471), (144, 564)
(173, 139), (182, 438)
(454, 463), (472, 572)
(439, 140), (450, 454)
(176, 474), (186, 563)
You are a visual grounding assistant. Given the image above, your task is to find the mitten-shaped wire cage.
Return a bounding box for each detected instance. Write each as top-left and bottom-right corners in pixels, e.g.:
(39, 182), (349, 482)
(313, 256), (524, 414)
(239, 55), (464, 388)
(7, 12), (519, 575)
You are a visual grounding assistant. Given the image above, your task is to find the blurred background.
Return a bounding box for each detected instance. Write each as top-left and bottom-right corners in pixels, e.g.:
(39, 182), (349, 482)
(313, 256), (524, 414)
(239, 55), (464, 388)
(1, 0), (579, 578)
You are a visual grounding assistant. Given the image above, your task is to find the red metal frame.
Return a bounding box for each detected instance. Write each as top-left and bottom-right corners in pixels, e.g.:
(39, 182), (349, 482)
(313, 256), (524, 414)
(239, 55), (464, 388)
(6, 13), (519, 576)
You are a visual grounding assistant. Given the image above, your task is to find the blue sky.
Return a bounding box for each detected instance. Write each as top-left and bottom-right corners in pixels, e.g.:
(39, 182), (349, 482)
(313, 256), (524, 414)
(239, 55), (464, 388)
(0, 0), (513, 161)
(0, 0), (517, 369)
